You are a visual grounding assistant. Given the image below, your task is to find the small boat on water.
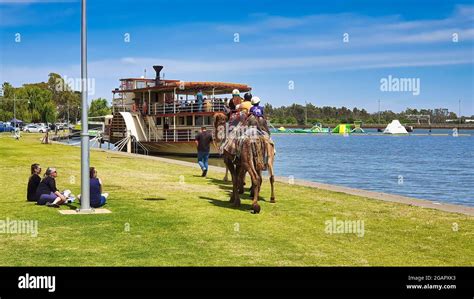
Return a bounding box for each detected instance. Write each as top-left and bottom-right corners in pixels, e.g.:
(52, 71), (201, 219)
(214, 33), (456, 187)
(105, 65), (251, 156)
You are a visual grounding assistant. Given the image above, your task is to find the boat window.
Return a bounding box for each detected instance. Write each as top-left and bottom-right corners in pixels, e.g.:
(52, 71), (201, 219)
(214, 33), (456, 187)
(195, 116), (203, 126)
(122, 80), (134, 90)
(136, 81), (146, 89)
(186, 116), (193, 126)
(155, 117), (162, 126)
(178, 116), (185, 126)
(204, 116), (212, 125)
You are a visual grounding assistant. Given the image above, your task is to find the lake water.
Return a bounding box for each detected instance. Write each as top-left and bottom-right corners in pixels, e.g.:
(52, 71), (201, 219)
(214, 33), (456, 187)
(270, 129), (473, 207)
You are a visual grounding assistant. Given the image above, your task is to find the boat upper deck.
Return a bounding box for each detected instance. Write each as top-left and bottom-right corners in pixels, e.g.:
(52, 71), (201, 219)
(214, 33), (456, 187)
(114, 97), (229, 116)
(111, 65), (251, 117)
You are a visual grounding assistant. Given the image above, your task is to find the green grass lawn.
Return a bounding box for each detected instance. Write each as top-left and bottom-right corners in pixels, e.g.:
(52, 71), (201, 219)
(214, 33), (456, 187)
(0, 133), (473, 266)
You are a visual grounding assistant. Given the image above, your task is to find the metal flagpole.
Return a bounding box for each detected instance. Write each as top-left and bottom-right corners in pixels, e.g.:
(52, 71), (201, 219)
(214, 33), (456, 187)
(13, 94), (16, 131)
(78, 0), (92, 212)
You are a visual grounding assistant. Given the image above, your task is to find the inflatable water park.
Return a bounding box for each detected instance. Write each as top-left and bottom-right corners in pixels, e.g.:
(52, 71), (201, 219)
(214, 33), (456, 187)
(269, 120), (468, 136)
(271, 121), (366, 135)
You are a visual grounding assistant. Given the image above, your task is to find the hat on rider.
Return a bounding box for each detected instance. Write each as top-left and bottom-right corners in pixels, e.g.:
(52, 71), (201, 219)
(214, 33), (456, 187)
(232, 89), (240, 96)
(244, 93), (252, 101)
(251, 96), (261, 105)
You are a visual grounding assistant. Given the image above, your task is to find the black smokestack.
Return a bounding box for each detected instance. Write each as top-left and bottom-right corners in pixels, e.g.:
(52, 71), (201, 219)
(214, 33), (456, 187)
(153, 65), (163, 84)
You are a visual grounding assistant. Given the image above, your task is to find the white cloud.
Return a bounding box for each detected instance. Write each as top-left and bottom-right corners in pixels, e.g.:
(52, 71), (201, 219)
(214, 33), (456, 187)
(2, 49), (472, 89)
(216, 4), (474, 51)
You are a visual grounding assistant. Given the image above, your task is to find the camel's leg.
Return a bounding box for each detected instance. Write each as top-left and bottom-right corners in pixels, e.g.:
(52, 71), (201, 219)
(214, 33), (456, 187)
(238, 169), (246, 194)
(225, 157), (238, 205)
(233, 163), (241, 207)
(267, 146), (276, 203)
(249, 170), (256, 198)
(244, 141), (261, 213)
(223, 167), (229, 182)
(248, 168), (262, 214)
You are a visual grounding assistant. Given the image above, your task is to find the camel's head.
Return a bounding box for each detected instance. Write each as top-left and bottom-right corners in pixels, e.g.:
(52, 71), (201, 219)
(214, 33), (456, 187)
(213, 113), (228, 144)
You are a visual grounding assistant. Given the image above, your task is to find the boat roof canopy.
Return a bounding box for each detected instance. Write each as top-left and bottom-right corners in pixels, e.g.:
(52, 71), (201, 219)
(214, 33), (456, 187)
(113, 81), (251, 95)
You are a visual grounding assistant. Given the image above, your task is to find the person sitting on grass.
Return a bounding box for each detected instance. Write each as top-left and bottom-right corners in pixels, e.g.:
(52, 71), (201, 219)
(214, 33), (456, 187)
(36, 167), (68, 207)
(78, 167), (109, 208)
(27, 163), (42, 202)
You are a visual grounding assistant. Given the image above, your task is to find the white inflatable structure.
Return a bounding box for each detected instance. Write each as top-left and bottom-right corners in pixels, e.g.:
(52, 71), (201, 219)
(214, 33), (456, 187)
(383, 120), (408, 134)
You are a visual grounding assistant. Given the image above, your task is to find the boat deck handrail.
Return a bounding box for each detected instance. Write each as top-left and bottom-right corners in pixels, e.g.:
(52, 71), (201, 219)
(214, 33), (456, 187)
(147, 127), (214, 142)
(113, 98), (228, 115)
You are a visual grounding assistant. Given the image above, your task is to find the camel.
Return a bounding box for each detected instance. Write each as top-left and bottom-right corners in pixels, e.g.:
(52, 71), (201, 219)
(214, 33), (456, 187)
(213, 112), (275, 213)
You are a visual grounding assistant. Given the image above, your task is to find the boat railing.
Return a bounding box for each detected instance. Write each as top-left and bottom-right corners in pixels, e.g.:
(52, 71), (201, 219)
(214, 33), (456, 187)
(150, 99), (227, 115)
(113, 99), (228, 115)
(147, 128), (214, 142)
(131, 135), (149, 155)
(112, 104), (132, 114)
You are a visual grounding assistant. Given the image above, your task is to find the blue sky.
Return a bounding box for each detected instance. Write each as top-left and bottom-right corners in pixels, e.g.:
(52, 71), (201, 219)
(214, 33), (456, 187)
(0, 0), (473, 115)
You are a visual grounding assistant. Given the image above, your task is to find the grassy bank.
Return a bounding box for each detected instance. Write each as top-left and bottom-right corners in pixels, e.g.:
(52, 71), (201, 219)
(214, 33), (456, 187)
(0, 133), (472, 266)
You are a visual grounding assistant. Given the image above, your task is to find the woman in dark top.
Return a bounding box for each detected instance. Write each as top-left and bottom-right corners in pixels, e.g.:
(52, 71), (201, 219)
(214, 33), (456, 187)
(78, 167), (108, 208)
(27, 163), (41, 201)
(89, 167), (108, 208)
(36, 167), (67, 207)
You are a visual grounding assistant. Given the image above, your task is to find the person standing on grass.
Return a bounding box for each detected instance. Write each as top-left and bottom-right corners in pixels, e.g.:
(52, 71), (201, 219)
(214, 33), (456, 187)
(36, 167), (68, 207)
(27, 163), (42, 202)
(195, 126), (213, 177)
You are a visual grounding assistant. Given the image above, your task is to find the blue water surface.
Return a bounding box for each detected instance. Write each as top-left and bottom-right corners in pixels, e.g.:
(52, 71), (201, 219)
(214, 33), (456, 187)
(272, 129), (474, 206)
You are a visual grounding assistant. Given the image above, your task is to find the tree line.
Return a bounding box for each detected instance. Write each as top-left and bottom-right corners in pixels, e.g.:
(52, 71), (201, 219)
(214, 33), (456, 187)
(264, 103), (469, 126)
(0, 73), (111, 124)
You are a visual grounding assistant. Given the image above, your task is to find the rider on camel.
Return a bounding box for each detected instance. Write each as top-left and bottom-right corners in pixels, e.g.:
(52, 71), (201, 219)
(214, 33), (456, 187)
(228, 89), (244, 127)
(238, 92), (253, 114)
(248, 96), (270, 134)
(228, 89), (242, 113)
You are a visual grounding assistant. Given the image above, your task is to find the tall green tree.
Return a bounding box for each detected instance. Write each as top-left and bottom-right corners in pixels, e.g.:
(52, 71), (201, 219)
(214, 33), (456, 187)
(1, 74), (84, 124)
(89, 98), (111, 117)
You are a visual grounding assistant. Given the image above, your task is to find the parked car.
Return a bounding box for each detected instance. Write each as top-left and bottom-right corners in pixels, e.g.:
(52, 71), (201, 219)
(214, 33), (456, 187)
(23, 124), (47, 133)
(0, 122), (14, 133)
